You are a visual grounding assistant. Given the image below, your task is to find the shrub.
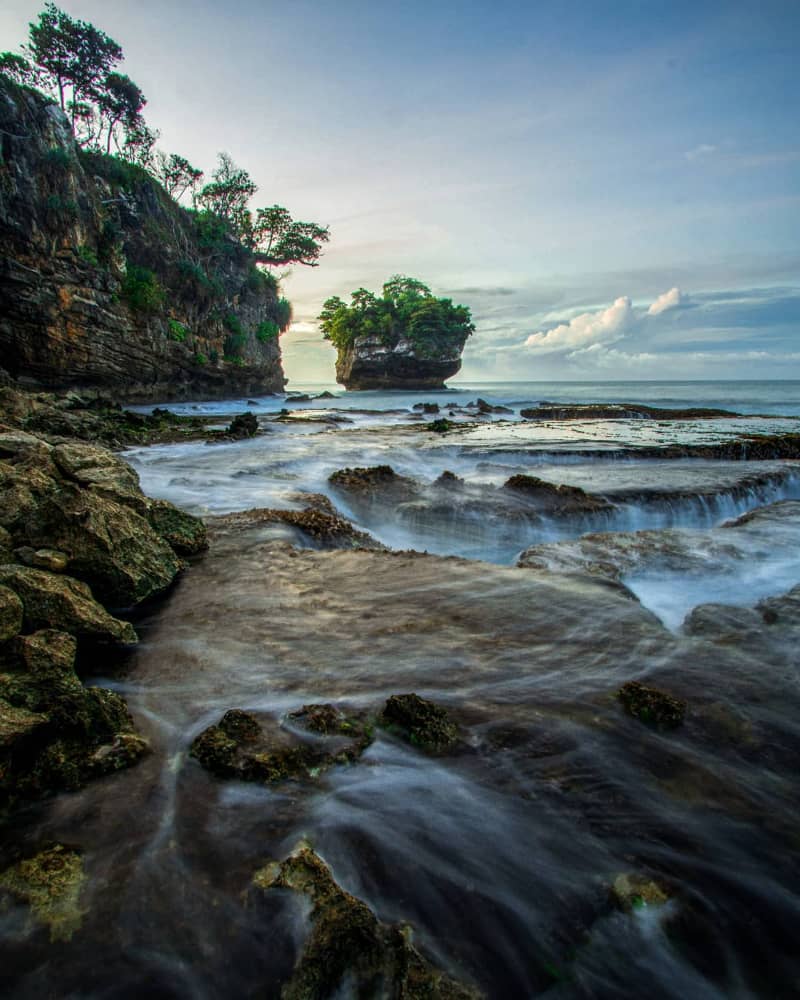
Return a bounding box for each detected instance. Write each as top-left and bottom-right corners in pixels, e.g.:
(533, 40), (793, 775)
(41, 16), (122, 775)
(122, 264), (165, 313)
(79, 149), (151, 191)
(45, 194), (79, 222)
(256, 320), (279, 343)
(168, 319), (187, 342)
(76, 244), (98, 266)
(44, 147), (72, 170)
(245, 266), (277, 294)
(276, 297), (292, 330)
(194, 352), (208, 366)
(223, 312), (247, 357)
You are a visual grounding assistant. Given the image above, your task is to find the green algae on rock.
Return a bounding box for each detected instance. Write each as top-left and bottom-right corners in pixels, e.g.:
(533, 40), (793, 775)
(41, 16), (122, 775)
(253, 843), (482, 999)
(611, 872), (671, 912)
(0, 566), (137, 644)
(618, 680), (686, 730)
(0, 844), (86, 943)
(190, 705), (374, 783)
(0, 629), (149, 806)
(380, 693), (459, 751)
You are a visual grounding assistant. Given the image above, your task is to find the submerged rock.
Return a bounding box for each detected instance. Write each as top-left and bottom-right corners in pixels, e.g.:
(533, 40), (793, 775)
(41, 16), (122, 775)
(0, 844), (86, 943)
(190, 705), (373, 783)
(611, 872), (671, 912)
(618, 681), (686, 730)
(380, 693), (459, 751)
(253, 844), (482, 999)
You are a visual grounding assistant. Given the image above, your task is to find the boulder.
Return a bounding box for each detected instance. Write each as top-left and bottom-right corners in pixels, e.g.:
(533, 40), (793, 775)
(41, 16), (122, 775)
(0, 566), (136, 643)
(380, 693), (459, 751)
(0, 584), (23, 642)
(252, 844), (481, 999)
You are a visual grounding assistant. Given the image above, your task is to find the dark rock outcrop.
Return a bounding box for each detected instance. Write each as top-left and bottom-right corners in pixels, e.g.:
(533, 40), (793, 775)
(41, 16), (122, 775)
(0, 76), (286, 401)
(335, 332), (466, 390)
(519, 403), (740, 421)
(380, 693), (459, 751)
(252, 844), (482, 999)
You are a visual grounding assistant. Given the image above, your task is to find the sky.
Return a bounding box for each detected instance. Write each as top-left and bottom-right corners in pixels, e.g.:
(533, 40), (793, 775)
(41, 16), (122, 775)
(2, 0), (799, 382)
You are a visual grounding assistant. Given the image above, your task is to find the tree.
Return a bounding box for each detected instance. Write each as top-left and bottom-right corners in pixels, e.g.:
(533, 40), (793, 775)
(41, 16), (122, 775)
(96, 72), (145, 154)
(195, 153), (257, 236)
(26, 3), (123, 125)
(319, 276), (474, 354)
(250, 205), (330, 267)
(154, 152), (204, 203)
(0, 52), (39, 88)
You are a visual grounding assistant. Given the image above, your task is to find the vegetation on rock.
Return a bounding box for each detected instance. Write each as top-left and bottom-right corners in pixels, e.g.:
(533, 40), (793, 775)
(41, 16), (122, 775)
(380, 693), (459, 751)
(618, 680), (686, 729)
(319, 275), (474, 359)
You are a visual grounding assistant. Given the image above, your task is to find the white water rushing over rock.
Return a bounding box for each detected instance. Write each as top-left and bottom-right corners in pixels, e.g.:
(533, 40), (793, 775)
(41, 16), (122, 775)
(5, 382), (800, 999)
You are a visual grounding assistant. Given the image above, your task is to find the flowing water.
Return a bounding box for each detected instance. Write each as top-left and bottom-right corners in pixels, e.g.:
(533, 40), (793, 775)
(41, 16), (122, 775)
(4, 381), (800, 998)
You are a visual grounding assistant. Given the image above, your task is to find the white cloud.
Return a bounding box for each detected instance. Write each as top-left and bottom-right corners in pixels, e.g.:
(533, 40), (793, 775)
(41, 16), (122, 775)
(685, 143), (717, 161)
(647, 286), (685, 315)
(524, 296), (634, 353)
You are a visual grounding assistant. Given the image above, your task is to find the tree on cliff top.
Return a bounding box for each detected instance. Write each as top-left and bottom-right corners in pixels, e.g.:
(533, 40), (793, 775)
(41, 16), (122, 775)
(319, 277), (475, 357)
(196, 154), (330, 268)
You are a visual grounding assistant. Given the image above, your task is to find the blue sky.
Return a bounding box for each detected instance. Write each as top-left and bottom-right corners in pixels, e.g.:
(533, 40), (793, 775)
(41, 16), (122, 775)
(2, 0), (799, 381)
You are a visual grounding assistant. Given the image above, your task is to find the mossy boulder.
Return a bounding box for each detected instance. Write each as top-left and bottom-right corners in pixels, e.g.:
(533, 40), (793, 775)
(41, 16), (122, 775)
(190, 704), (373, 783)
(0, 629), (148, 807)
(146, 499), (208, 556)
(618, 680), (686, 730)
(380, 693), (459, 751)
(0, 583), (23, 641)
(0, 566), (136, 644)
(253, 844), (481, 999)
(0, 844), (86, 943)
(329, 465), (418, 500)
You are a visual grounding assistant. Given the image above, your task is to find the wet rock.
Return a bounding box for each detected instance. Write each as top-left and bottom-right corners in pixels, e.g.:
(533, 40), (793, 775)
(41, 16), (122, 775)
(286, 394), (312, 403)
(0, 844), (85, 943)
(0, 629), (148, 805)
(314, 391), (337, 400)
(519, 403), (738, 421)
(190, 705), (374, 783)
(429, 418), (456, 434)
(30, 548), (70, 573)
(52, 441), (141, 496)
(0, 584), (24, 642)
(209, 506), (385, 550)
(380, 693), (459, 751)
(611, 872), (671, 912)
(0, 698), (48, 749)
(0, 566), (136, 643)
(434, 470), (465, 489)
(413, 402), (440, 414)
(618, 681), (686, 730)
(682, 604), (765, 643)
(503, 475), (612, 516)
(329, 465), (418, 500)
(227, 412), (259, 438)
(253, 844), (482, 1000)
(146, 499), (208, 556)
(467, 398), (512, 415)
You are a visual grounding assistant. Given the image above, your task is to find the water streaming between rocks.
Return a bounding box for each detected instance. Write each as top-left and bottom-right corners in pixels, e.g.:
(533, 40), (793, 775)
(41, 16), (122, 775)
(3, 382), (800, 998)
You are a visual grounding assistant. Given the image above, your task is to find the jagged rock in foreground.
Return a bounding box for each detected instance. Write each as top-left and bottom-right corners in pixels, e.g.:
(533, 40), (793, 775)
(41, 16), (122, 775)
(0, 76), (285, 401)
(0, 399), (206, 810)
(253, 844), (482, 999)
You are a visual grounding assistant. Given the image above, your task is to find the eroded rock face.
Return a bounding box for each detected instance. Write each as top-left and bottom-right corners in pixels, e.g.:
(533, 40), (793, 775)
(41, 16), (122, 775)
(335, 333), (465, 390)
(253, 844), (482, 999)
(0, 77), (285, 401)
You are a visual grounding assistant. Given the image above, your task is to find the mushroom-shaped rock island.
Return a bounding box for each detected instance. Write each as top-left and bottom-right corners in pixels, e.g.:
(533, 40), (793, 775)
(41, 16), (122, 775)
(319, 275), (475, 390)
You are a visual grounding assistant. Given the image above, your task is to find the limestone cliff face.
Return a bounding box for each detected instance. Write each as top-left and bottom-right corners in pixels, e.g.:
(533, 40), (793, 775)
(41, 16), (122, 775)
(335, 334), (464, 390)
(0, 77), (286, 401)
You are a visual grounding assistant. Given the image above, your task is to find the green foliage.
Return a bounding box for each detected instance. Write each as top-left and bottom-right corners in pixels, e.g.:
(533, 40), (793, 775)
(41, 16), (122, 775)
(209, 348), (219, 364)
(177, 259), (225, 299)
(245, 266), (277, 295)
(193, 352), (207, 366)
(153, 151), (203, 202)
(194, 210), (239, 259)
(168, 319), (187, 342)
(196, 153), (256, 237)
(44, 146), (71, 169)
(276, 297), (292, 330)
(79, 148), (151, 190)
(122, 264), (164, 313)
(76, 243), (98, 266)
(223, 312), (247, 357)
(256, 320), (279, 343)
(319, 275), (475, 356)
(250, 204), (330, 268)
(45, 193), (78, 221)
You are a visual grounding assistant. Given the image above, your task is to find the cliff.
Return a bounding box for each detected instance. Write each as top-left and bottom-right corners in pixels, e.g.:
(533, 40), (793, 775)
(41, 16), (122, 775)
(334, 333), (465, 390)
(0, 76), (286, 401)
